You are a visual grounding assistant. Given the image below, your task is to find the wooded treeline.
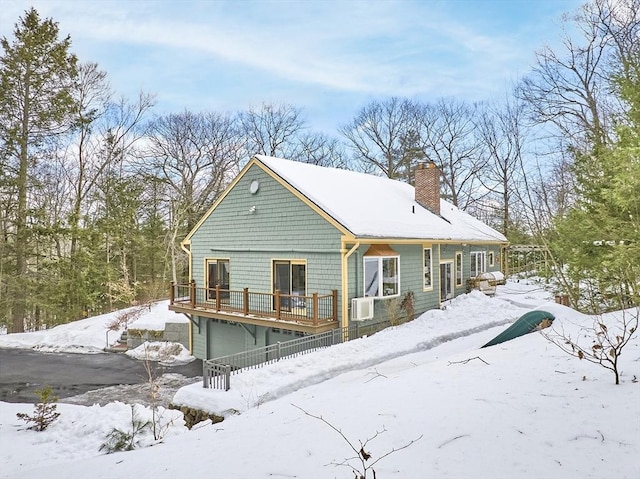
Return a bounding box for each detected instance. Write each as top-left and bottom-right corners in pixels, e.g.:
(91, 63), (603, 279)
(1, 1), (638, 331)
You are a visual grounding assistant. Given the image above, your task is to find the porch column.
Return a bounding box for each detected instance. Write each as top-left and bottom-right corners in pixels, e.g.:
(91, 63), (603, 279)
(189, 280), (196, 308)
(332, 289), (338, 321)
(312, 293), (318, 325)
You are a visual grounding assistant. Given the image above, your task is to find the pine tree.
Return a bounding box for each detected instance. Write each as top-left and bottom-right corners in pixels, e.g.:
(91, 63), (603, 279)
(554, 52), (639, 312)
(0, 8), (78, 331)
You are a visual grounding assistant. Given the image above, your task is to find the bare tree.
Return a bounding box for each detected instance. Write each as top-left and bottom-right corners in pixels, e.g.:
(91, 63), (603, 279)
(517, 0), (639, 156)
(290, 131), (350, 168)
(239, 102), (306, 159)
(518, 16), (612, 152)
(64, 62), (113, 256)
(475, 96), (528, 237)
(419, 98), (487, 209)
(143, 110), (242, 282)
(340, 97), (423, 180)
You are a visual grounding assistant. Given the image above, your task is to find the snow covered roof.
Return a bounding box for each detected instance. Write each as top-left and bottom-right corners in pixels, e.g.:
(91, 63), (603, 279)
(255, 155), (508, 243)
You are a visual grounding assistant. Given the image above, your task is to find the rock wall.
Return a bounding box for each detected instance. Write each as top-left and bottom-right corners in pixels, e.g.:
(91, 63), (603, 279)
(127, 322), (189, 350)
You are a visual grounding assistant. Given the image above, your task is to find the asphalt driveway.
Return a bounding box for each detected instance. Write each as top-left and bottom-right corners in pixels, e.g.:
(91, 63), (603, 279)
(0, 349), (202, 405)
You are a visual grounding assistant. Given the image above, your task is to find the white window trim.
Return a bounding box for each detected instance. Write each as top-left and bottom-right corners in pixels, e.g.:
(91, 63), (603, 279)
(363, 255), (400, 299)
(470, 251), (487, 278)
(455, 251), (463, 287)
(488, 251), (495, 267)
(440, 260), (455, 301)
(423, 247), (433, 291)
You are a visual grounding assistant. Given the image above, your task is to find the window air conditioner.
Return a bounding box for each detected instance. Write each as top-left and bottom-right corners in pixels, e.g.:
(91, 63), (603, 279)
(351, 297), (374, 321)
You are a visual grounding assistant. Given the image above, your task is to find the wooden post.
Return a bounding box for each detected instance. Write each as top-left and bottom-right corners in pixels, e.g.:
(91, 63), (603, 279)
(312, 293), (319, 325)
(169, 282), (175, 305)
(189, 280), (196, 308)
(332, 289), (338, 322)
(275, 290), (281, 320)
(215, 284), (221, 311)
(243, 288), (249, 315)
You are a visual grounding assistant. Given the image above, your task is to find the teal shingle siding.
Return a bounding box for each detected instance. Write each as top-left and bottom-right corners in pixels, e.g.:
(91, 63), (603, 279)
(189, 164), (345, 352)
(185, 162), (506, 359)
(190, 164), (343, 288)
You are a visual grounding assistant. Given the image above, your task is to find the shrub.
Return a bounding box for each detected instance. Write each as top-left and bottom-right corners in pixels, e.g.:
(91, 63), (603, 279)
(100, 405), (151, 453)
(16, 386), (61, 431)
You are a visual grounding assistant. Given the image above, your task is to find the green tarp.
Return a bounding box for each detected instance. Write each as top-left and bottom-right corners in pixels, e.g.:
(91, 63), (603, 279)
(481, 310), (555, 348)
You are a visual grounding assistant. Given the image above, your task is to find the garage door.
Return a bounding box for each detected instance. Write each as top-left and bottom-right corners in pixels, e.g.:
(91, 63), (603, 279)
(207, 320), (248, 358)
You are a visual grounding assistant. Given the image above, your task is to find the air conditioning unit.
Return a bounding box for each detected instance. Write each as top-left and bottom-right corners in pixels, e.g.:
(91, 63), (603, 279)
(351, 297), (374, 321)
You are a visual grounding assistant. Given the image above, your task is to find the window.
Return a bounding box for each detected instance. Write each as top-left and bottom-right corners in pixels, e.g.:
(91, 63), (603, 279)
(364, 256), (399, 298)
(470, 251), (486, 278)
(455, 252), (463, 286)
(488, 251), (495, 267)
(273, 260), (306, 310)
(440, 262), (453, 300)
(206, 259), (230, 300)
(423, 248), (433, 289)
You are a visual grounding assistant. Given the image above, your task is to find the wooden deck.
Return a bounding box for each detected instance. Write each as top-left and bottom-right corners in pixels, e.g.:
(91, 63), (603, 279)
(168, 282), (339, 334)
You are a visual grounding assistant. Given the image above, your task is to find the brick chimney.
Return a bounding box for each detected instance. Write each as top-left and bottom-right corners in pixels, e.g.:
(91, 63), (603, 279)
(414, 161), (441, 216)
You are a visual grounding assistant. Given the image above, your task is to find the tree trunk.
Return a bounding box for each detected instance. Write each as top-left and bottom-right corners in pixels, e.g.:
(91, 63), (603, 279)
(12, 71), (31, 333)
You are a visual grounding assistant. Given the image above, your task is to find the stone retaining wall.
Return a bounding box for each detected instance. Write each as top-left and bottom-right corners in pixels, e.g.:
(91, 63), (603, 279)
(127, 321), (189, 350)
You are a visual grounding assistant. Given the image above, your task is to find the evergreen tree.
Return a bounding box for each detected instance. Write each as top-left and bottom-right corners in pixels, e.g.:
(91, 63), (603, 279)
(554, 52), (639, 312)
(0, 8), (77, 331)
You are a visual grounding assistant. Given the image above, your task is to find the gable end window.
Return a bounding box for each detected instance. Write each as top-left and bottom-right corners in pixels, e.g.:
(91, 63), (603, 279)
(423, 248), (433, 289)
(364, 256), (399, 298)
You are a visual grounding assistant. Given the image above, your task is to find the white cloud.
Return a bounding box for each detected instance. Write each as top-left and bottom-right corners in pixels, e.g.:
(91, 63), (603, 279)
(0, 0), (582, 129)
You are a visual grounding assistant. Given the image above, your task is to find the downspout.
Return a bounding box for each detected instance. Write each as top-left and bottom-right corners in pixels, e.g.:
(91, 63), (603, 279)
(341, 239), (360, 331)
(181, 240), (194, 354)
(438, 243), (442, 307)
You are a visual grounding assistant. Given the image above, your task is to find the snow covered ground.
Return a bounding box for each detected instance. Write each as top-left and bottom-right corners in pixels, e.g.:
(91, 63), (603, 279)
(0, 300), (190, 360)
(1, 279), (638, 479)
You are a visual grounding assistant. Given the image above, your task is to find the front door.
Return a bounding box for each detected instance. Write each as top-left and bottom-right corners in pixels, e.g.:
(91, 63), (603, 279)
(440, 262), (453, 301)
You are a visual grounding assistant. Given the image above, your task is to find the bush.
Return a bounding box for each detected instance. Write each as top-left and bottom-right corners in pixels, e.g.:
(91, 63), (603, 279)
(16, 385), (61, 431)
(100, 405), (151, 453)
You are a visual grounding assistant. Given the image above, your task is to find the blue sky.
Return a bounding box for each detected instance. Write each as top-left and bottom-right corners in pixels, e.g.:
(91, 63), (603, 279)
(1, 0), (583, 134)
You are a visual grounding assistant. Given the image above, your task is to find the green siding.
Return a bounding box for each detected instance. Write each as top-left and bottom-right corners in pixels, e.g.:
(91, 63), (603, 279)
(190, 163), (344, 315)
(345, 242), (504, 325)
(185, 162), (506, 359)
(192, 316), (206, 359)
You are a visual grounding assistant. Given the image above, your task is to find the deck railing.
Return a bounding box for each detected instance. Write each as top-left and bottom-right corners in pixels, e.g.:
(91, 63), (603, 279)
(203, 320), (392, 390)
(170, 281), (338, 326)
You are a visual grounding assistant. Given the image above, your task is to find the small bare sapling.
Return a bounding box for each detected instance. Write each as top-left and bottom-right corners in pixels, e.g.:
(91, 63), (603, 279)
(540, 308), (638, 385)
(293, 404), (422, 478)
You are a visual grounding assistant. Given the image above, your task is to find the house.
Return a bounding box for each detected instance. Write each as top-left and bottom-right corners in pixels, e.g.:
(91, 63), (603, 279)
(169, 155), (508, 360)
